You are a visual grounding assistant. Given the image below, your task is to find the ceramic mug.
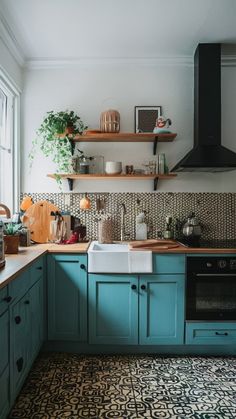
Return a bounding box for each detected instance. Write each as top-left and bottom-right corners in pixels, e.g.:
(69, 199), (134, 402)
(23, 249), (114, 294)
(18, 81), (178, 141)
(105, 161), (122, 175)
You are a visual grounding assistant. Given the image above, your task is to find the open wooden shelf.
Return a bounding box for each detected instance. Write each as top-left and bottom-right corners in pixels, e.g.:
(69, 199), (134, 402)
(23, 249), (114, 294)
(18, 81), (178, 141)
(47, 173), (177, 191)
(71, 132), (177, 154)
(73, 132), (176, 142)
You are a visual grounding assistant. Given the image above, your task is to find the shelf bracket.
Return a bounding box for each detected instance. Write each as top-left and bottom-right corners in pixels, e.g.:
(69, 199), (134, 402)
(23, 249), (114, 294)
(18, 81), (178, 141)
(153, 136), (158, 155)
(67, 178), (74, 191)
(154, 177), (158, 191)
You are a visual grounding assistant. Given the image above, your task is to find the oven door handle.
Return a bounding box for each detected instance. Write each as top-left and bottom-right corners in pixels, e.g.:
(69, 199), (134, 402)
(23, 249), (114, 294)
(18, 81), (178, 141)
(195, 273), (236, 277)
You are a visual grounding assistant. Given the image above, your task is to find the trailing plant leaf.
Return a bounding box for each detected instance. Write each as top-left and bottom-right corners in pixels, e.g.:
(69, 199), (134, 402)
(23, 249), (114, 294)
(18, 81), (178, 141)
(29, 110), (88, 181)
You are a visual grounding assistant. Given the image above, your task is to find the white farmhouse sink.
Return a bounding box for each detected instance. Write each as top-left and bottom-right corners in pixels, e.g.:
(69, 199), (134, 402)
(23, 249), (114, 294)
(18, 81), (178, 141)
(88, 241), (153, 274)
(88, 241), (129, 273)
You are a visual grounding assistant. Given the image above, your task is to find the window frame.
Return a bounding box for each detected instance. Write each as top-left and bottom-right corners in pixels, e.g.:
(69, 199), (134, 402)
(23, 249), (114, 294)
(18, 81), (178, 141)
(0, 69), (20, 214)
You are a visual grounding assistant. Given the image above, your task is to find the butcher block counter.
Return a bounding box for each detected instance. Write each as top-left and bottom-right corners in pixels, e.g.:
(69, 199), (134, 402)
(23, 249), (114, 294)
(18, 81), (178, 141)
(0, 242), (90, 289)
(1, 239), (236, 289)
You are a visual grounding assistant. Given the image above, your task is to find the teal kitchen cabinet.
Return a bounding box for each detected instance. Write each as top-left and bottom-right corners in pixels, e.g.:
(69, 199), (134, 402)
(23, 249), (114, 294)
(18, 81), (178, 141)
(10, 259), (44, 404)
(0, 308), (10, 419)
(89, 274), (138, 345)
(139, 274), (185, 345)
(47, 254), (87, 341)
(89, 255), (185, 346)
(186, 322), (236, 345)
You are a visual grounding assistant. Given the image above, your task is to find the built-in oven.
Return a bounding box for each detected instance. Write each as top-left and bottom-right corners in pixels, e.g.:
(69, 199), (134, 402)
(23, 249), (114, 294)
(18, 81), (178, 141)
(186, 256), (236, 320)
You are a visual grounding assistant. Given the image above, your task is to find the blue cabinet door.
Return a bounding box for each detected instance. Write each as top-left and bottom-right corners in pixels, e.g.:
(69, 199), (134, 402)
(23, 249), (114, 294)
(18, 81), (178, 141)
(29, 278), (43, 362)
(89, 274), (138, 345)
(0, 310), (9, 419)
(139, 274), (185, 345)
(47, 254), (87, 341)
(10, 293), (30, 400)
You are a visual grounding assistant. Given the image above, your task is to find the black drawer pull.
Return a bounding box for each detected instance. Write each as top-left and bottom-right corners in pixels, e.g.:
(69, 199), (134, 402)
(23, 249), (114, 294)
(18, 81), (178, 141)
(15, 316), (21, 324)
(80, 264), (86, 270)
(3, 296), (12, 303)
(215, 331), (228, 336)
(36, 266), (43, 270)
(141, 284), (146, 290)
(16, 357), (24, 372)
(131, 284), (137, 290)
(24, 300), (30, 305)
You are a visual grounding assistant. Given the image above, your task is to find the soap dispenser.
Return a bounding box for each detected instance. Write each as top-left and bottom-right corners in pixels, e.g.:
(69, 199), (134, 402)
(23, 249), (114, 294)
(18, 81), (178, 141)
(135, 212), (147, 240)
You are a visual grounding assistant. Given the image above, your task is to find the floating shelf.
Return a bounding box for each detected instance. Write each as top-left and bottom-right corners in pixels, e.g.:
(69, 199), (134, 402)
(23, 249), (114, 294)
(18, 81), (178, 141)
(71, 132), (177, 155)
(47, 173), (177, 191)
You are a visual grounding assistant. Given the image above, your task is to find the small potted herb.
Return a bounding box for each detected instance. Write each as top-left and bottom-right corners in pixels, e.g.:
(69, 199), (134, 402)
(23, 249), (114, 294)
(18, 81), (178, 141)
(4, 223), (22, 254)
(29, 110), (88, 180)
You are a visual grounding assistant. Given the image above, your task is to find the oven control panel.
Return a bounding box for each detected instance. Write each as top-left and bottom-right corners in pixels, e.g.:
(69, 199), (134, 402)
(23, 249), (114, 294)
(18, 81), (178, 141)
(187, 256), (236, 273)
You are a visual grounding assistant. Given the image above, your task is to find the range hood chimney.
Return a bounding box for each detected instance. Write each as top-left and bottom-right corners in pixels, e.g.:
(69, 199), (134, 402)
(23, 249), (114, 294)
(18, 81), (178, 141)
(171, 43), (236, 172)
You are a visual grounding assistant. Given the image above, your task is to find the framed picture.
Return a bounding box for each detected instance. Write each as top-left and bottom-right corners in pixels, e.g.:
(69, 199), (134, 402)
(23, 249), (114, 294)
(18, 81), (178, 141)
(134, 106), (162, 133)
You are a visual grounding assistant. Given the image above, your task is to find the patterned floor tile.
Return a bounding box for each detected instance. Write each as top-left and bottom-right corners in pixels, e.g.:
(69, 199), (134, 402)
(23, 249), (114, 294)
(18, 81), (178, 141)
(9, 353), (236, 419)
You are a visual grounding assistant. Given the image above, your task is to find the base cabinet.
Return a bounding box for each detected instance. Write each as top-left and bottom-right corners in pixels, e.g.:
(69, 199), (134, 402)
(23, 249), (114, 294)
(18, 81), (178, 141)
(186, 322), (236, 345)
(89, 274), (138, 345)
(10, 276), (44, 400)
(89, 273), (185, 345)
(47, 254), (87, 341)
(139, 274), (185, 345)
(0, 311), (10, 419)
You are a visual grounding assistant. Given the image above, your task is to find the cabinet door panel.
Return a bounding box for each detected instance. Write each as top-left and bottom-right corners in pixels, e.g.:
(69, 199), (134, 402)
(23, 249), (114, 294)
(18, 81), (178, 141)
(0, 367), (9, 419)
(10, 295), (30, 398)
(89, 274), (138, 345)
(29, 278), (43, 361)
(139, 274), (185, 345)
(48, 254), (87, 341)
(0, 310), (9, 375)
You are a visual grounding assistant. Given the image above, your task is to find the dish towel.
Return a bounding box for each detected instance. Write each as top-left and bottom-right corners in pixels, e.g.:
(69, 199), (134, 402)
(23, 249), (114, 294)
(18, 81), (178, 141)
(128, 250), (152, 273)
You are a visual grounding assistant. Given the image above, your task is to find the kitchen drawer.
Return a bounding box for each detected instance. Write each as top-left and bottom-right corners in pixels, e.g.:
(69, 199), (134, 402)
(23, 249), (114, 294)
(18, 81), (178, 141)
(0, 286), (10, 316)
(30, 256), (44, 286)
(8, 270), (30, 303)
(186, 322), (236, 345)
(153, 254), (185, 274)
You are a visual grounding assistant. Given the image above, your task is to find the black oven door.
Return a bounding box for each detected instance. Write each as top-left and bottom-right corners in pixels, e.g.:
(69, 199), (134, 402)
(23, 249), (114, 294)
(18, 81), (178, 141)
(186, 273), (236, 320)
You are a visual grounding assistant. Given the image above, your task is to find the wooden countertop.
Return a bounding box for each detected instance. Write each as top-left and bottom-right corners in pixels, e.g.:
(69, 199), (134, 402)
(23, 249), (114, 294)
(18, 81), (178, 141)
(0, 242), (90, 289)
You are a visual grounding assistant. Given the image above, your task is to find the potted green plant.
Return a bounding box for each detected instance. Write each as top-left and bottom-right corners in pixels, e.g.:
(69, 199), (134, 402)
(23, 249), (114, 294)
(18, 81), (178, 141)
(4, 223), (22, 254)
(29, 110), (88, 179)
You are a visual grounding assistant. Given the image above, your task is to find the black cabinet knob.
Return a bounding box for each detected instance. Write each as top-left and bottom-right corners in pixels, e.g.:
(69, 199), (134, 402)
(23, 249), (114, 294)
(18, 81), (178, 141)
(215, 331), (228, 336)
(36, 266), (43, 270)
(15, 316), (21, 324)
(3, 296), (12, 303)
(24, 300), (30, 305)
(141, 284), (146, 290)
(80, 264), (86, 270)
(16, 357), (24, 372)
(131, 284), (137, 290)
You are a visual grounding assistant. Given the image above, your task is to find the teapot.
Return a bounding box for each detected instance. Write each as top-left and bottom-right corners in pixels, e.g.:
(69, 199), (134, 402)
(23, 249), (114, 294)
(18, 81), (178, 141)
(182, 212), (202, 242)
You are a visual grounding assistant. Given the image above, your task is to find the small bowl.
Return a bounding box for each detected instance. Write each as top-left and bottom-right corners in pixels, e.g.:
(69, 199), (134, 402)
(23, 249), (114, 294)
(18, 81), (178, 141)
(105, 161), (122, 175)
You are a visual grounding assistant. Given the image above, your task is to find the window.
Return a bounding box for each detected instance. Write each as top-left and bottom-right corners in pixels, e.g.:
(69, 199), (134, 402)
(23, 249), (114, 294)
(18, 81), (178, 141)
(0, 75), (20, 215)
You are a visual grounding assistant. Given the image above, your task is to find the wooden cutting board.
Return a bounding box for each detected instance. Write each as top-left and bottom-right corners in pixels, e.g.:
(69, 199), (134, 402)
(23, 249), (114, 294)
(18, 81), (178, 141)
(129, 239), (181, 250)
(22, 200), (60, 243)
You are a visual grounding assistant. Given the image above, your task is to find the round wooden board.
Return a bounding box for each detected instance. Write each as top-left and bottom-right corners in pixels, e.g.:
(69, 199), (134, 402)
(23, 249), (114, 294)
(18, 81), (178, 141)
(22, 200), (59, 243)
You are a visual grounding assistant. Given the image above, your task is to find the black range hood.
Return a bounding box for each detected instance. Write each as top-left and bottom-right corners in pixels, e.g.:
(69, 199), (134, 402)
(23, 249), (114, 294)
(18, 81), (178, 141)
(171, 43), (236, 173)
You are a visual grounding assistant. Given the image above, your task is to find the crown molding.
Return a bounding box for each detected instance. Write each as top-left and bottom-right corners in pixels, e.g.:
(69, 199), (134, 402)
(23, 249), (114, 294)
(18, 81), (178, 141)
(25, 55), (193, 70)
(0, 13), (25, 67)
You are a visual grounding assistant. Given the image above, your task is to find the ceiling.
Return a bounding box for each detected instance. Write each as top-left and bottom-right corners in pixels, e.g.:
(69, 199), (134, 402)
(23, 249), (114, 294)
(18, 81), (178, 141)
(0, 0), (236, 66)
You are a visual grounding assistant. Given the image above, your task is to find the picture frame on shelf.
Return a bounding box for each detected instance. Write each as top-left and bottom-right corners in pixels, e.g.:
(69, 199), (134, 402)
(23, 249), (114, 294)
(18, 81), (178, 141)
(134, 106), (162, 133)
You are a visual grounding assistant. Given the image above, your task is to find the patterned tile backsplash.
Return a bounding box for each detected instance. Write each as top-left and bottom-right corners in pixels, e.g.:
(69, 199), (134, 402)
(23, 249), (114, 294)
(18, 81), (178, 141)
(20, 192), (236, 241)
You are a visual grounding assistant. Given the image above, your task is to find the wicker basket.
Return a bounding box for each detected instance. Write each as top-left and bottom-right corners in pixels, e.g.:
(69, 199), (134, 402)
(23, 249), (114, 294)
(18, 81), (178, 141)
(100, 109), (120, 133)
(98, 220), (113, 243)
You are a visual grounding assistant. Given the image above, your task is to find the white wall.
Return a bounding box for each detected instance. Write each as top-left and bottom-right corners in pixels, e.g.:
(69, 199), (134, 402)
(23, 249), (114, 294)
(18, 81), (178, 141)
(22, 61), (236, 193)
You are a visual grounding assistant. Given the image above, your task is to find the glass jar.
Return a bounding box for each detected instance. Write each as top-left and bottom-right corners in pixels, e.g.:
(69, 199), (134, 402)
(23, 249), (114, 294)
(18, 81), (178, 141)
(89, 155), (104, 174)
(79, 157), (90, 174)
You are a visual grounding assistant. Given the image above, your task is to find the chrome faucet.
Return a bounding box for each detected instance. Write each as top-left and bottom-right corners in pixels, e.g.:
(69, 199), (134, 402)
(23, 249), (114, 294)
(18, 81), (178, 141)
(120, 203), (129, 241)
